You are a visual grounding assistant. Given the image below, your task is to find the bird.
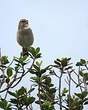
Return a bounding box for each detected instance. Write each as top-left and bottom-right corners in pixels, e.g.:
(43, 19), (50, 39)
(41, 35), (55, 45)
(17, 19), (34, 56)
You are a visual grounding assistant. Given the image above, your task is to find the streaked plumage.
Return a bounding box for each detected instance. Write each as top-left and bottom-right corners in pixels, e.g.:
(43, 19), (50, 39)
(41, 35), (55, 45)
(17, 19), (34, 56)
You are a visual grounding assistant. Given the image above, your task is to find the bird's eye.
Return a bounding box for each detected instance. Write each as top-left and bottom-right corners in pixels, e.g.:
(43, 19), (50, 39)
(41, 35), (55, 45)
(20, 19), (28, 23)
(21, 20), (26, 23)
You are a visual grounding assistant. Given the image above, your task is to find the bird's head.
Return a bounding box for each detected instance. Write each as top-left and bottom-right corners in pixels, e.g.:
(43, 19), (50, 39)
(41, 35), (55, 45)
(18, 19), (29, 30)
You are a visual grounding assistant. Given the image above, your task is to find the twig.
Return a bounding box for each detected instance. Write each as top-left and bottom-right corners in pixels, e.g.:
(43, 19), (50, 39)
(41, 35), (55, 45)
(59, 71), (63, 110)
(68, 71), (84, 90)
(38, 79), (42, 110)
(67, 71), (72, 109)
(78, 67), (83, 92)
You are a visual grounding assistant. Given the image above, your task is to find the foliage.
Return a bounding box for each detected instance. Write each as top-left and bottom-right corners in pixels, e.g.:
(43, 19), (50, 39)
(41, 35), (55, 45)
(0, 47), (88, 110)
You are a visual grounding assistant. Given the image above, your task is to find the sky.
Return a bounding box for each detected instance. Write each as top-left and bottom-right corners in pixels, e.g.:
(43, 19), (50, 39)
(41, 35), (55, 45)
(0, 0), (88, 63)
(0, 0), (88, 109)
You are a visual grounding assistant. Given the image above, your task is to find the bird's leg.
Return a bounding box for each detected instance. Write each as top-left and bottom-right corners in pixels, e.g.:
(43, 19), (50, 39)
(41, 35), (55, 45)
(20, 48), (24, 57)
(21, 47), (29, 56)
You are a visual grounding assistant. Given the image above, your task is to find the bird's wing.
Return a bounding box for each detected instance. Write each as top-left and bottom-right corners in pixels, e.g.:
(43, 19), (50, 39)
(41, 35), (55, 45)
(17, 28), (34, 48)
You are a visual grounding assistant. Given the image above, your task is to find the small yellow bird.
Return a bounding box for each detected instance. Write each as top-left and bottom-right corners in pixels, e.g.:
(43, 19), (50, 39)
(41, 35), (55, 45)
(17, 19), (34, 56)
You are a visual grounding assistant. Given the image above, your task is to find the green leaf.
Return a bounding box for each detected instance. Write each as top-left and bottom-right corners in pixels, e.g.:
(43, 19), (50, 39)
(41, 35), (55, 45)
(25, 97), (35, 105)
(50, 88), (56, 93)
(57, 58), (61, 62)
(1, 56), (9, 65)
(14, 57), (20, 63)
(83, 97), (88, 102)
(0, 100), (8, 109)
(10, 98), (18, 104)
(33, 64), (40, 72)
(7, 103), (12, 109)
(7, 67), (13, 77)
(66, 95), (73, 103)
(31, 76), (43, 82)
(43, 101), (51, 108)
(35, 53), (41, 58)
(84, 73), (88, 80)
(65, 66), (72, 70)
(75, 93), (82, 98)
(36, 47), (40, 54)
(36, 61), (43, 67)
(76, 59), (86, 66)
(61, 58), (68, 67)
(80, 59), (86, 65)
(16, 86), (27, 96)
(76, 62), (82, 66)
(79, 71), (84, 77)
(81, 91), (88, 98)
(45, 77), (51, 85)
(54, 60), (61, 66)
(8, 91), (17, 97)
(75, 92), (88, 99)
(36, 61), (40, 67)
(28, 88), (35, 94)
(29, 69), (36, 74)
(55, 57), (71, 68)
(40, 69), (46, 74)
(62, 88), (68, 96)
(15, 66), (20, 72)
(49, 83), (54, 87)
(84, 101), (88, 105)
(19, 55), (28, 63)
(40, 93), (46, 100)
(29, 47), (36, 57)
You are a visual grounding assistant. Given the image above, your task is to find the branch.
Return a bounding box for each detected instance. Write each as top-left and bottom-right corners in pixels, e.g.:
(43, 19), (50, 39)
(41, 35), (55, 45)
(58, 71), (63, 110)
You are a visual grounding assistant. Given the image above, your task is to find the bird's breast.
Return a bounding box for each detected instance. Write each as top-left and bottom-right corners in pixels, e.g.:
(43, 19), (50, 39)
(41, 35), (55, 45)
(17, 28), (34, 48)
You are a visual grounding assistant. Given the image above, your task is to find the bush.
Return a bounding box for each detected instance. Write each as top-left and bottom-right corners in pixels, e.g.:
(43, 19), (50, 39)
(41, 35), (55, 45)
(0, 47), (88, 110)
